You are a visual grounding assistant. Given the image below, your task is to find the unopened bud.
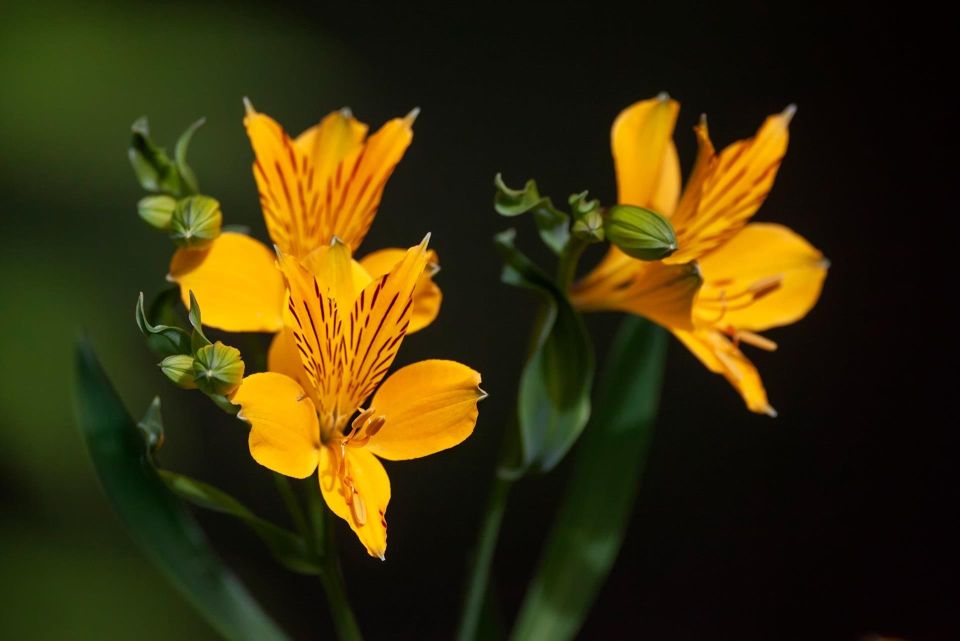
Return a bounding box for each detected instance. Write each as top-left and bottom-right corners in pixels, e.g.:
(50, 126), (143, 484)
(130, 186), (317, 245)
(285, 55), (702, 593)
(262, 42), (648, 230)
(572, 209), (605, 242)
(138, 195), (177, 230)
(193, 342), (244, 396)
(160, 354), (197, 389)
(604, 205), (677, 261)
(170, 195), (222, 249)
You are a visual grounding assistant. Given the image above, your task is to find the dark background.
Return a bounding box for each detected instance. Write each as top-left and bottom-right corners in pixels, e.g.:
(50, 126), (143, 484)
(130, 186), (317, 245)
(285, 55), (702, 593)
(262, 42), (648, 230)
(1, 2), (955, 640)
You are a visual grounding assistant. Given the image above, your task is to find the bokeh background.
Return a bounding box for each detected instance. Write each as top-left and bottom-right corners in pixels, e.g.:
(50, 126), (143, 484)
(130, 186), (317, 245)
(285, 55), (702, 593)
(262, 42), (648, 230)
(1, 2), (955, 640)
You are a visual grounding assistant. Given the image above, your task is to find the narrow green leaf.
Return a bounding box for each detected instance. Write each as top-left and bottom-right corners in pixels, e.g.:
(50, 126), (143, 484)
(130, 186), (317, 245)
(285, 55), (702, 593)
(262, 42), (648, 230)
(494, 230), (594, 473)
(74, 339), (292, 641)
(136, 291), (191, 357)
(509, 317), (667, 641)
(493, 174), (570, 254)
(187, 291), (212, 350)
(174, 117), (206, 194)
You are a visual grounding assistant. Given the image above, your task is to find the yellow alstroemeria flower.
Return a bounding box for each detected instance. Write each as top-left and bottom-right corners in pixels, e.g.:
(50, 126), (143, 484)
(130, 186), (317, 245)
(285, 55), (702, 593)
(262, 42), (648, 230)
(572, 94), (829, 415)
(168, 100), (441, 348)
(233, 237), (484, 559)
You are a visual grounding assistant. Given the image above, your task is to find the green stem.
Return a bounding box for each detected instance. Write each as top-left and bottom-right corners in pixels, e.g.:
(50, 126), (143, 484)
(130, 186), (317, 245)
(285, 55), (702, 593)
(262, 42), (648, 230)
(306, 480), (363, 641)
(456, 470), (514, 641)
(273, 473), (308, 539)
(555, 236), (588, 290)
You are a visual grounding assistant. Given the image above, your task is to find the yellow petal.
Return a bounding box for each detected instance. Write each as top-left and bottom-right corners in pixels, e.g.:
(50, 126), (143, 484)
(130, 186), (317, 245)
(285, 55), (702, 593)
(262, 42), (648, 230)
(277, 252), (347, 418)
(694, 223), (827, 332)
(571, 247), (702, 330)
(268, 328), (309, 388)
(301, 239), (373, 312)
(244, 106), (323, 258)
(359, 247), (442, 333)
(295, 108), (368, 188)
(168, 232), (285, 333)
(319, 446), (390, 559)
(365, 360), (483, 461)
(315, 113), (416, 251)
(611, 95), (681, 214)
(345, 238), (429, 409)
(670, 106), (794, 262)
(233, 373), (321, 477)
(673, 328), (775, 416)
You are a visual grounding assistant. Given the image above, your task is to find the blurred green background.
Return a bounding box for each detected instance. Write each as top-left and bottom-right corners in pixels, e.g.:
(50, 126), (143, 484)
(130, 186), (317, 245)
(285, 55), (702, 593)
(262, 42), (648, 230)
(1, 2), (954, 640)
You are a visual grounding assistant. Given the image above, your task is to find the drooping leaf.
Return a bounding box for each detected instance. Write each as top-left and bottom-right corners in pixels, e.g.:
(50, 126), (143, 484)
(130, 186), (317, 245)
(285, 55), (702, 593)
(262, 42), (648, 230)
(174, 117), (206, 195)
(509, 317), (667, 641)
(138, 397), (319, 574)
(493, 174), (570, 255)
(136, 291), (191, 357)
(74, 339), (292, 641)
(494, 229), (593, 473)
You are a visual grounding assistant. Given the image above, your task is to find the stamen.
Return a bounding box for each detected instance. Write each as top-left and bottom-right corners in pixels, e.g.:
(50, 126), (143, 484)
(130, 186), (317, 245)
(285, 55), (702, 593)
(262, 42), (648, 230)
(365, 415), (386, 438)
(734, 329), (777, 352)
(347, 483), (367, 526)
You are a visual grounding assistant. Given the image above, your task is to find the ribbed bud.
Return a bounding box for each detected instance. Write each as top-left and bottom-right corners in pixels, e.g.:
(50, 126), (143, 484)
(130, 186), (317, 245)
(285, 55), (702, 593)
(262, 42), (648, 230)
(160, 354), (197, 389)
(170, 195), (222, 249)
(138, 195), (177, 230)
(571, 209), (605, 242)
(603, 205), (677, 261)
(193, 342), (244, 396)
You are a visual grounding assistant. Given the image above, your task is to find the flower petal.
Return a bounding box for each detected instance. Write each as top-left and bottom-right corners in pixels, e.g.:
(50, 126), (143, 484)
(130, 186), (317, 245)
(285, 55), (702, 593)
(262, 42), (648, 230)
(316, 113), (416, 251)
(168, 232), (285, 333)
(319, 446), (390, 559)
(571, 247), (702, 330)
(295, 108), (368, 186)
(673, 328), (775, 416)
(365, 360), (483, 461)
(359, 247), (442, 333)
(301, 239), (373, 313)
(611, 95), (681, 215)
(233, 373), (321, 477)
(345, 238), (429, 409)
(268, 329), (308, 386)
(695, 223), (828, 332)
(244, 107), (323, 258)
(669, 107), (794, 262)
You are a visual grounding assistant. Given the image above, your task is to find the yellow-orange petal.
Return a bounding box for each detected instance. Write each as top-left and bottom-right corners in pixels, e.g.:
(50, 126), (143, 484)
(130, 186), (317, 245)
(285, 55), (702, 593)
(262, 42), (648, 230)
(233, 373), (321, 477)
(358, 247), (442, 333)
(268, 329), (308, 388)
(611, 94), (681, 215)
(673, 328), (774, 416)
(365, 360), (483, 461)
(695, 223), (827, 332)
(301, 239), (373, 312)
(571, 247), (702, 330)
(315, 113), (416, 251)
(168, 232), (285, 333)
(319, 446), (390, 559)
(295, 108), (368, 189)
(670, 106), (794, 262)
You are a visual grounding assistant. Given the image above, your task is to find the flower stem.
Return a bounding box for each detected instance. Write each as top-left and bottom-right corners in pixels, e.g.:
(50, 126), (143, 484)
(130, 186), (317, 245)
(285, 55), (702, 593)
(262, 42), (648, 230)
(555, 236), (588, 290)
(456, 467), (514, 641)
(273, 472), (309, 539)
(306, 480), (364, 641)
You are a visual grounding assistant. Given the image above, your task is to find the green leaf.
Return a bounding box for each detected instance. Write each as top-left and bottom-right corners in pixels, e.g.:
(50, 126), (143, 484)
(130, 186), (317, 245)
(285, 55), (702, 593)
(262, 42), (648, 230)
(187, 291), (212, 351)
(493, 174), (570, 255)
(509, 317), (667, 641)
(129, 117), (183, 196)
(136, 291), (191, 357)
(74, 339), (292, 641)
(174, 118), (206, 195)
(494, 229), (593, 473)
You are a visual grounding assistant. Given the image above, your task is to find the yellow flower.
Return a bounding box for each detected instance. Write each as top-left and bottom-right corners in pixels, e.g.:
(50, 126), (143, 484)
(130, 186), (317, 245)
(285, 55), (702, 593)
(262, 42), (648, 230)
(572, 95), (828, 415)
(232, 238), (484, 558)
(167, 100), (441, 343)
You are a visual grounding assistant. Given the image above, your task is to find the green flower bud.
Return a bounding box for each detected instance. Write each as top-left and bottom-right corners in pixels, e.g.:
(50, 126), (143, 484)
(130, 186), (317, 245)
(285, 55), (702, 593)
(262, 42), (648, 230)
(603, 205), (677, 261)
(571, 209), (605, 242)
(138, 195), (177, 230)
(193, 342), (244, 397)
(160, 354), (197, 389)
(129, 117), (181, 194)
(170, 195), (222, 249)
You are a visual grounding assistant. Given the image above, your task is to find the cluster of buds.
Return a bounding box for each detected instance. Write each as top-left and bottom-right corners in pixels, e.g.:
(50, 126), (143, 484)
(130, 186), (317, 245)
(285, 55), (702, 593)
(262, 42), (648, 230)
(129, 118), (223, 249)
(136, 291), (245, 411)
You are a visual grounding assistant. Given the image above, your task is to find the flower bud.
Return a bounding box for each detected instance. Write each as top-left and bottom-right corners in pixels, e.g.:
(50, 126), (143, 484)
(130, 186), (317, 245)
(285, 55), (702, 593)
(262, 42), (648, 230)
(138, 195), (177, 230)
(193, 342), (244, 397)
(571, 209), (605, 242)
(160, 354), (197, 389)
(170, 195), (222, 249)
(603, 205), (677, 261)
